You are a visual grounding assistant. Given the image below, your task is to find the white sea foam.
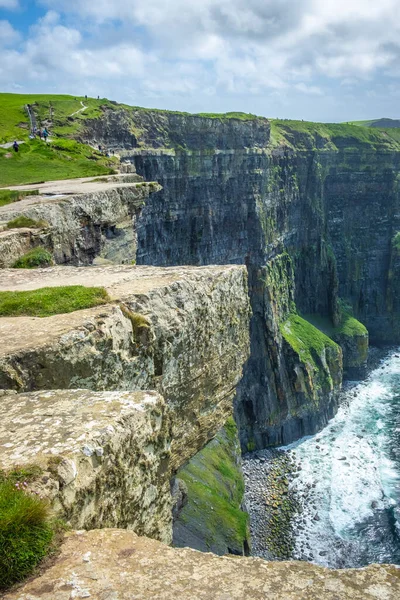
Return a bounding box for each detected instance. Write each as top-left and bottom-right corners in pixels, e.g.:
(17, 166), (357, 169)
(286, 350), (400, 567)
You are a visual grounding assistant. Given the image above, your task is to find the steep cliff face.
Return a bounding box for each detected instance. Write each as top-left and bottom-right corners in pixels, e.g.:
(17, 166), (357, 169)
(89, 113), (400, 448)
(235, 254), (342, 449)
(173, 417), (249, 556)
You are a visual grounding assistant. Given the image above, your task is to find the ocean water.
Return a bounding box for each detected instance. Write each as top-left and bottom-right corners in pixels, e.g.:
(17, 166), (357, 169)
(286, 350), (400, 568)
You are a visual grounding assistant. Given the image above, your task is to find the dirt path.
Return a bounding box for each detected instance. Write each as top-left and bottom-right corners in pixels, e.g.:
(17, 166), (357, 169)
(70, 101), (88, 117)
(0, 141), (25, 149)
(0, 175), (133, 196)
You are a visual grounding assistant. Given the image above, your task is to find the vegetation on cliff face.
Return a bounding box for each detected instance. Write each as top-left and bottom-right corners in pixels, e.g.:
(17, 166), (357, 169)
(304, 305), (368, 373)
(280, 313), (339, 372)
(0, 189), (39, 207)
(174, 418), (249, 555)
(12, 248), (54, 269)
(7, 216), (48, 229)
(0, 286), (110, 317)
(0, 468), (53, 590)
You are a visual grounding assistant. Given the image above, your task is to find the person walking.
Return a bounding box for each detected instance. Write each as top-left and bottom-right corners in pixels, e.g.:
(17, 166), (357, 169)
(13, 141), (19, 152)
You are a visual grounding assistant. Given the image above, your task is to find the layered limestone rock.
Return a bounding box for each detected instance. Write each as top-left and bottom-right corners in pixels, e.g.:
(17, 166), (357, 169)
(235, 255), (342, 449)
(0, 264), (250, 470)
(173, 417), (250, 556)
(4, 529), (400, 600)
(0, 179), (160, 266)
(0, 389), (173, 542)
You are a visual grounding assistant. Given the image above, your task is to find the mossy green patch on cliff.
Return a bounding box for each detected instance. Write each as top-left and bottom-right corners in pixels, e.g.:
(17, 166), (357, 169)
(0, 286), (110, 317)
(304, 306), (368, 373)
(280, 314), (338, 371)
(175, 418), (249, 555)
(306, 310), (367, 339)
(12, 248), (54, 269)
(7, 216), (48, 229)
(0, 189), (39, 207)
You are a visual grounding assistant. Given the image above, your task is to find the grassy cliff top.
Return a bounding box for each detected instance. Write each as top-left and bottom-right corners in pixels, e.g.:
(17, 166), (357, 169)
(0, 93), (263, 144)
(1, 93), (400, 187)
(270, 119), (400, 151)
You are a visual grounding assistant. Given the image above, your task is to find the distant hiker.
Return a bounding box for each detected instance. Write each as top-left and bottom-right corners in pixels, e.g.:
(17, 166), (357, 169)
(43, 129), (48, 141)
(98, 144), (102, 152)
(97, 95), (100, 99)
(13, 141), (19, 152)
(37, 129), (42, 139)
(85, 95), (87, 100)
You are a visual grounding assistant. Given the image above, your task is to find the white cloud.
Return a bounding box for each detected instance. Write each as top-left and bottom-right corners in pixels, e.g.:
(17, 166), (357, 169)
(2, 1), (400, 120)
(0, 0), (19, 9)
(0, 20), (20, 46)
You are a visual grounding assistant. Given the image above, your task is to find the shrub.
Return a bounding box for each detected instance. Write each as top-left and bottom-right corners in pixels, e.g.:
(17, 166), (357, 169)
(0, 480), (53, 590)
(7, 216), (48, 229)
(12, 248), (53, 269)
(0, 285), (110, 317)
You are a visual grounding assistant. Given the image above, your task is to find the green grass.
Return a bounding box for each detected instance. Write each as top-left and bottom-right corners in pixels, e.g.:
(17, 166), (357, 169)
(7, 216), (48, 229)
(0, 477), (53, 590)
(280, 313), (338, 368)
(12, 248), (53, 269)
(0, 93), (115, 142)
(195, 111), (259, 121)
(269, 119), (400, 151)
(177, 418), (249, 552)
(0, 189), (39, 207)
(304, 307), (368, 339)
(0, 285), (110, 317)
(0, 139), (116, 187)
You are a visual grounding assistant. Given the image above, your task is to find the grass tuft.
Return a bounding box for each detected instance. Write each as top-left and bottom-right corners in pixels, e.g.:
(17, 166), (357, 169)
(0, 479), (53, 590)
(12, 248), (53, 269)
(7, 216), (48, 229)
(0, 189), (39, 207)
(0, 285), (110, 317)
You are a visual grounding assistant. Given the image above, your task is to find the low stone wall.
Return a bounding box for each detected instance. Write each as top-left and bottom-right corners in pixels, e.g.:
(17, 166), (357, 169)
(0, 389), (173, 542)
(4, 529), (400, 600)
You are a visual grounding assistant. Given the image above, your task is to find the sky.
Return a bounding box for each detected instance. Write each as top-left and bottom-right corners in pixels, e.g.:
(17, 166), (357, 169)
(1, 0), (400, 122)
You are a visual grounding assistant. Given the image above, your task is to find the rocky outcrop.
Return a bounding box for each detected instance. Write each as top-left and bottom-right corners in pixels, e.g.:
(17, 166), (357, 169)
(84, 108), (270, 151)
(4, 529), (400, 600)
(173, 417), (250, 556)
(0, 265), (250, 471)
(0, 389), (173, 542)
(0, 180), (160, 266)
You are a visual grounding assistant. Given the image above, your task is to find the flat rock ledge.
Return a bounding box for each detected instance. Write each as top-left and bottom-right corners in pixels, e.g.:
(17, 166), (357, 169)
(4, 529), (400, 600)
(0, 265), (251, 472)
(0, 389), (173, 542)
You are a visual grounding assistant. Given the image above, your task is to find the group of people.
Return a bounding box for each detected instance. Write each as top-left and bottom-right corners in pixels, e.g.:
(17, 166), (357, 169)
(29, 127), (49, 141)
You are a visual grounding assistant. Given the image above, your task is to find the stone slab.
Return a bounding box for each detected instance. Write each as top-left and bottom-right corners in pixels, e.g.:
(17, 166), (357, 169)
(4, 529), (400, 600)
(0, 389), (172, 542)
